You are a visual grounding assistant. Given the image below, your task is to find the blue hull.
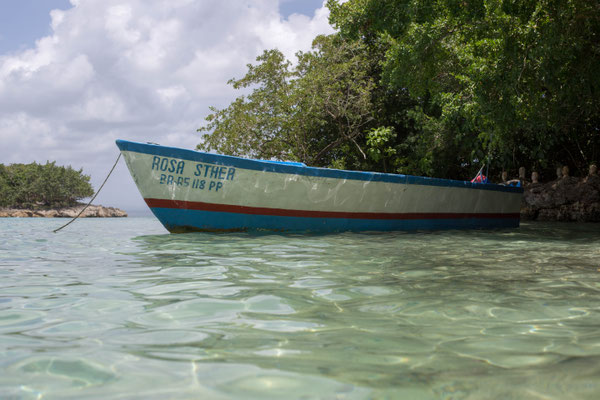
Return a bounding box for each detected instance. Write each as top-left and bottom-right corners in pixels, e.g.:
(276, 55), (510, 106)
(150, 207), (520, 233)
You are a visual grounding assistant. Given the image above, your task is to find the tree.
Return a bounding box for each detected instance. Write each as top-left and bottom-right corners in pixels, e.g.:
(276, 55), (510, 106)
(198, 49), (296, 161)
(198, 35), (378, 170)
(329, 0), (600, 177)
(0, 162), (94, 209)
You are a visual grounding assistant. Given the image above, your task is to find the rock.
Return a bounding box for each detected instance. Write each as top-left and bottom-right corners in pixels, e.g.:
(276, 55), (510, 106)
(0, 204), (127, 218)
(523, 183), (552, 208)
(521, 176), (600, 222)
(10, 210), (34, 217)
(59, 209), (79, 218)
(97, 206), (110, 218)
(585, 174), (600, 189)
(43, 210), (59, 218)
(556, 167), (563, 180)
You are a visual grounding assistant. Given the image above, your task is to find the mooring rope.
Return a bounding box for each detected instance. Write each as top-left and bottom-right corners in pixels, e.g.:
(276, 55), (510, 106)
(53, 153), (122, 233)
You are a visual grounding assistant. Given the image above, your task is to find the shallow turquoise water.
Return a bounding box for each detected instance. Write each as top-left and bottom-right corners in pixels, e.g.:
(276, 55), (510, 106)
(1, 218), (600, 399)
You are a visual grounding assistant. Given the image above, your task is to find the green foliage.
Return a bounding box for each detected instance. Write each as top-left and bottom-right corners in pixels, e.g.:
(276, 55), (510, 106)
(199, 1), (598, 181)
(330, 0), (600, 178)
(198, 35), (378, 169)
(0, 162), (94, 209)
(198, 50), (296, 161)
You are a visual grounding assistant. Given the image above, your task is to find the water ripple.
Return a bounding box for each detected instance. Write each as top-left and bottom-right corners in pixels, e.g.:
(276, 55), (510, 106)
(1, 218), (600, 398)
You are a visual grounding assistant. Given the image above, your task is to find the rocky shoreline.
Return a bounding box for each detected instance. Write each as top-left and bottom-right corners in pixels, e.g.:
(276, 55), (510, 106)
(520, 170), (600, 222)
(0, 204), (127, 218)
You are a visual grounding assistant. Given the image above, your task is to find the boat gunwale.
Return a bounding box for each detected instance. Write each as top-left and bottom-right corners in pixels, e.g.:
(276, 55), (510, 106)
(116, 139), (523, 194)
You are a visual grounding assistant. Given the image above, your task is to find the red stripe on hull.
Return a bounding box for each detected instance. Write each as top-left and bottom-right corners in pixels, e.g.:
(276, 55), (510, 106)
(144, 198), (519, 221)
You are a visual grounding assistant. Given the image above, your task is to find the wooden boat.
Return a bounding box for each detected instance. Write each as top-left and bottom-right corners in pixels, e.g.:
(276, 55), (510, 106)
(116, 139), (522, 232)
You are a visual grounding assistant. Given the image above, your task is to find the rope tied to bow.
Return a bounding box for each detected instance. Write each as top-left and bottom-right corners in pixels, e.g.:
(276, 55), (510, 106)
(53, 153), (121, 233)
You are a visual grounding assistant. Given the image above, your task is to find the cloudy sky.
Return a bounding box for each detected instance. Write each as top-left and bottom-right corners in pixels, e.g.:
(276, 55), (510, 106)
(0, 0), (335, 214)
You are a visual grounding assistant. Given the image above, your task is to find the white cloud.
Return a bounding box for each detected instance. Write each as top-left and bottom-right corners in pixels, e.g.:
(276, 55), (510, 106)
(0, 0), (334, 211)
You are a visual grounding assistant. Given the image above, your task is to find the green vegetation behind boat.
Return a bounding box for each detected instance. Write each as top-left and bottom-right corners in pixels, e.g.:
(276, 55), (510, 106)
(199, 0), (599, 182)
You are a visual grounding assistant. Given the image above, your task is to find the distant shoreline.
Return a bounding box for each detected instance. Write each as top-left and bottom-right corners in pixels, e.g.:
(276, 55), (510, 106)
(0, 204), (127, 218)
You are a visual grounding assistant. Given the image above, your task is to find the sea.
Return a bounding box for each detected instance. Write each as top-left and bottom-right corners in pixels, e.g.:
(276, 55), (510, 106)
(1, 218), (599, 399)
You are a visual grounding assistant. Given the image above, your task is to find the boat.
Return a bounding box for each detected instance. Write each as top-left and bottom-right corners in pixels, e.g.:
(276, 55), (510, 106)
(116, 139), (523, 233)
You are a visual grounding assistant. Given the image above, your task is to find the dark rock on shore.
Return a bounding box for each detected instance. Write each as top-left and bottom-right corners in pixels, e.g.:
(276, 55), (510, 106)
(0, 204), (127, 218)
(521, 174), (600, 222)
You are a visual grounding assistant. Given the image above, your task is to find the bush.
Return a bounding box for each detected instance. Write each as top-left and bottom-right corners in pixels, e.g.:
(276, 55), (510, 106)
(0, 162), (94, 209)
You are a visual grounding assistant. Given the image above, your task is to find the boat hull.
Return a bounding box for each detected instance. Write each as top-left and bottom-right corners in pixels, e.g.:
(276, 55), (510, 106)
(116, 140), (523, 233)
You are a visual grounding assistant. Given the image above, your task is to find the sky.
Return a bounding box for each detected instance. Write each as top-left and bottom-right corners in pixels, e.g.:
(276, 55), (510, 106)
(0, 0), (335, 214)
